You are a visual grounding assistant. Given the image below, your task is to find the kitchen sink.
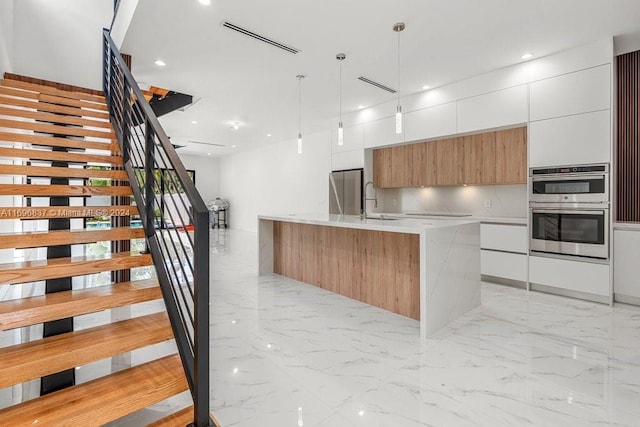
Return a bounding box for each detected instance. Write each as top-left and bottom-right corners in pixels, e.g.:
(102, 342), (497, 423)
(406, 213), (472, 217)
(366, 215), (399, 221)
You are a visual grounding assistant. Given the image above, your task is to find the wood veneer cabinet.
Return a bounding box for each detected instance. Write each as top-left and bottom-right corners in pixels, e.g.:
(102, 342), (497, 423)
(371, 126), (527, 188)
(463, 132), (496, 185)
(373, 147), (393, 188)
(390, 145), (410, 188)
(495, 127), (527, 184)
(412, 141), (437, 187)
(436, 137), (464, 186)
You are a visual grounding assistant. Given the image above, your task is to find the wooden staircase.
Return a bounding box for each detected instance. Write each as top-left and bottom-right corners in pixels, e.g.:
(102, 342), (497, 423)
(0, 76), (197, 425)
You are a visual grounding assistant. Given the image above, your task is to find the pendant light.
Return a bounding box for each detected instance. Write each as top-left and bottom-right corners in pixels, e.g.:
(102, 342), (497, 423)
(296, 74), (305, 154)
(393, 22), (405, 134)
(336, 53), (346, 146)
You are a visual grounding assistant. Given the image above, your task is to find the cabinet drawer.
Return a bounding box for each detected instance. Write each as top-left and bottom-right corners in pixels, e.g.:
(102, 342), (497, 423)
(529, 256), (610, 297)
(481, 223), (527, 253)
(481, 250), (527, 281)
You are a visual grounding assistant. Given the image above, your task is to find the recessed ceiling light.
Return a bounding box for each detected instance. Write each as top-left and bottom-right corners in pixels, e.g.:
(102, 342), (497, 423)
(521, 52), (533, 59)
(422, 85), (430, 90)
(357, 105), (365, 109)
(191, 120), (198, 124)
(267, 133), (272, 137)
(198, 0), (211, 4)
(231, 121), (240, 130)
(232, 145), (237, 148)
(154, 59), (166, 67)
(207, 153), (211, 156)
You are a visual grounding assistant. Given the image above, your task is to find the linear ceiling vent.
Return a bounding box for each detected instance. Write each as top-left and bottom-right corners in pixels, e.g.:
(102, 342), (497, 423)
(221, 21), (300, 54)
(188, 140), (226, 147)
(358, 77), (397, 93)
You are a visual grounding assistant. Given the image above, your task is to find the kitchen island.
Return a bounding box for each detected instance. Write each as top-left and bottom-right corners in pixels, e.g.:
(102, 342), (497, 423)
(258, 214), (481, 337)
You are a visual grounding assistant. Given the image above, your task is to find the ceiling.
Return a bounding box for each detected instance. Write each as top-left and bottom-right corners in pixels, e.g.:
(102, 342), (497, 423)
(121, 0), (640, 157)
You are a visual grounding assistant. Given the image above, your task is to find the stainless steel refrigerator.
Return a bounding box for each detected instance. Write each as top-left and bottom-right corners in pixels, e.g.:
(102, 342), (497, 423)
(329, 169), (363, 215)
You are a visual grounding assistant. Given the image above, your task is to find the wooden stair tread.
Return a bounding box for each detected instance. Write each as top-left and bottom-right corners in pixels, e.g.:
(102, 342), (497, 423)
(0, 131), (118, 152)
(0, 251), (152, 286)
(3, 73), (103, 98)
(0, 226), (145, 249)
(0, 311), (173, 389)
(0, 146), (122, 165)
(0, 354), (187, 426)
(148, 407), (222, 427)
(0, 205), (138, 219)
(0, 105), (112, 129)
(0, 86), (109, 112)
(1, 78), (106, 104)
(147, 406), (193, 427)
(0, 183), (132, 196)
(0, 164), (128, 180)
(0, 279), (160, 331)
(0, 117), (115, 139)
(0, 92), (110, 120)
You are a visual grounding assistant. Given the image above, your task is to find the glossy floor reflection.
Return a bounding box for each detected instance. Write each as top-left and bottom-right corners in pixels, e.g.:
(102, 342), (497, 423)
(3, 228), (639, 426)
(209, 229), (640, 427)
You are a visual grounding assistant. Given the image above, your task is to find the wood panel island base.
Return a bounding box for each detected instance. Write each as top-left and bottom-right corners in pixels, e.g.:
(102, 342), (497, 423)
(258, 214), (481, 337)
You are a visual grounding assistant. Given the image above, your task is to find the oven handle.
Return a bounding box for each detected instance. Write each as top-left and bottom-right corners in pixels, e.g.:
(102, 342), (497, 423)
(531, 209), (606, 215)
(530, 173), (607, 182)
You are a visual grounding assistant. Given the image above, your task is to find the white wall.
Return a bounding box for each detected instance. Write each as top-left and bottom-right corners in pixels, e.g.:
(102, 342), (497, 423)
(12, 0), (112, 90)
(110, 0), (139, 49)
(220, 130), (331, 232)
(0, 0), (14, 75)
(178, 153), (221, 206)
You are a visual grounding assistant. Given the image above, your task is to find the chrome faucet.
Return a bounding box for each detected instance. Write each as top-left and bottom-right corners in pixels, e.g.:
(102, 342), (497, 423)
(362, 181), (378, 219)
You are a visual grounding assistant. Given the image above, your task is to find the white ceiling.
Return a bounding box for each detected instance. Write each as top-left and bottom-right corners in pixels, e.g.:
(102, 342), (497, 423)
(121, 0), (640, 156)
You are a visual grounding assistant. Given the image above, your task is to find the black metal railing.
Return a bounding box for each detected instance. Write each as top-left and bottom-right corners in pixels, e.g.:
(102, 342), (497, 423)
(102, 29), (211, 427)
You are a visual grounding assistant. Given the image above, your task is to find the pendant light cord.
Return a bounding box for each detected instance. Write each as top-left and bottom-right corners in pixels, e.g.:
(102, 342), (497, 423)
(339, 60), (343, 122)
(397, 29), (401, 106)
(298, 75), (302, 137)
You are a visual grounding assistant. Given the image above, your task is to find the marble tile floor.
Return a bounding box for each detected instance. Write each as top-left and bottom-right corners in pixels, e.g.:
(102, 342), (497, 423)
(206, 229), (640, 427)
(2, 228), (640, 426)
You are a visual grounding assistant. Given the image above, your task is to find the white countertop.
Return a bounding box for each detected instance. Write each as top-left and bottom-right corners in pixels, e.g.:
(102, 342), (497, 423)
(258, 213), (479, 234)
(371, 212), (527, 225)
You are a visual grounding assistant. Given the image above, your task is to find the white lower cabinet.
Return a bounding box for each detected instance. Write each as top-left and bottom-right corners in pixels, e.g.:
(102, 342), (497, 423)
(613, 229), (640, 299)
(481, 250), (527, 281)
(529, 255), (610, 297)
(480, 223), (527, 283)
(481, 223), (527, 253)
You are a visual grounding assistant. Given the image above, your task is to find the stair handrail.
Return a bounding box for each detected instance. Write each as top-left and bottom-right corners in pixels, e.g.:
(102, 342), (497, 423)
(102, 29), (211, 427)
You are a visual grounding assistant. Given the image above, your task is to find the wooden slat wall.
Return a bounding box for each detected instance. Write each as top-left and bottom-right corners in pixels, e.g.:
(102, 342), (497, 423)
(273, 221), (420, 320)
(617, 51), (640, 222)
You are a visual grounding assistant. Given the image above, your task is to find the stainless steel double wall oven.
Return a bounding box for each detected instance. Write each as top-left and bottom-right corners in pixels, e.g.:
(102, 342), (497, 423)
(529, 164), (609, 259)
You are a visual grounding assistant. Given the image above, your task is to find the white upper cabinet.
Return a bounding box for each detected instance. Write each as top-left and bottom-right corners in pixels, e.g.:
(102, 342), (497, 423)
(331, 150), (364, 171)
(529, 110), (610, 167)
(529, 65), (611, 122)
(457, 85), (528, 133)
(364, 116), (404, 148)
(404, 102), (456, 143)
